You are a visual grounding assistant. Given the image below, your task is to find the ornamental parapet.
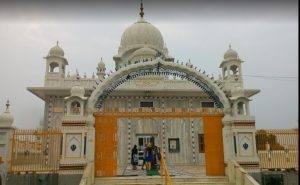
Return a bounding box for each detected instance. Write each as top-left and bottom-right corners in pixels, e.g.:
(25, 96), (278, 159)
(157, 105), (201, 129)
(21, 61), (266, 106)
(232, 116), (256, 127)
(62, 115), (87, 126)
(45, 78), (96, 89)
(99, 107), (223, 114)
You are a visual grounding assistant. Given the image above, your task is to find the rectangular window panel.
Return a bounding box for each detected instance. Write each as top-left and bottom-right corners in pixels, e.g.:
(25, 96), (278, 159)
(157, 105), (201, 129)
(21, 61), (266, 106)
(84, 135), (87, 156)
(138, 138), (143, 146)
(198, 134), (205, 153)
(233, 135), (237, 154)
(140, 101), (153, 107)
(201, 102), (215, 108)
(168, 138), (180, 153)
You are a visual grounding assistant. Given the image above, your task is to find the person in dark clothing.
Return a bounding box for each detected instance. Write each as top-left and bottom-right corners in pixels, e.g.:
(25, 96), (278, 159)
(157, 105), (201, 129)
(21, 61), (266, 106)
(131, 145), (138, 170)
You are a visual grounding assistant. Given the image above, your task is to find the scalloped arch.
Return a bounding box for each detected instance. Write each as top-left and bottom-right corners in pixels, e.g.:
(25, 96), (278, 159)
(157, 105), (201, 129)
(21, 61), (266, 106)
(87, 58), (230, 112)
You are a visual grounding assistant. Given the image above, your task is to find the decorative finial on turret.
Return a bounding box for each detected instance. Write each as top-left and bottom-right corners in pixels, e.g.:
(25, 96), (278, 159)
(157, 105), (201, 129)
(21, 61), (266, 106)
(5, 100), (10, 112)
(76, 69), (80, 80)
(56, 41), (59, 46)
(5, 99), (10, 112)
(139, 0), (144, 18)
(229, 44), (231, 49)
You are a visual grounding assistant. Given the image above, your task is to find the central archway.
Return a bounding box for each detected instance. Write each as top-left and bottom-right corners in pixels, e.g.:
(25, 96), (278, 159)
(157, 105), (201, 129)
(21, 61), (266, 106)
(87, 58), (230, 112)
(87, 58), (232, 177)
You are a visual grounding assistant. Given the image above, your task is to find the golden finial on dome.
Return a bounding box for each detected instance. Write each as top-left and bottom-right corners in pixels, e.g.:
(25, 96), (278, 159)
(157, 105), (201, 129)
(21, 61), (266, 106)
(139, 0), (144, 18)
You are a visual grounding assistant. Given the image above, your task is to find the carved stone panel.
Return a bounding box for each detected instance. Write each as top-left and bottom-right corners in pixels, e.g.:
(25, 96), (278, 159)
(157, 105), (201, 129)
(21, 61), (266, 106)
(65, 133), (82, 158)
(238, 133), (254, 157)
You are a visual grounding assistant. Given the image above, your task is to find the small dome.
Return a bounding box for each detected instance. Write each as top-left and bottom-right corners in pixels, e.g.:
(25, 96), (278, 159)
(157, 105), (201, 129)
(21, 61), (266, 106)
(224, 45), (238, 60)
(98, 58), (106, 68)
(131, 47), (157, 58)
(120, 18), (164, 52)
(71, 85), (85, 97)
(0, 101), (14, 127)
(48, 42), (64, 57)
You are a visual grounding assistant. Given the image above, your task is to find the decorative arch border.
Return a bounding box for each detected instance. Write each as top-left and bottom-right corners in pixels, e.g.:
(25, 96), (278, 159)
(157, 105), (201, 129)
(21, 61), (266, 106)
(87, 58), (230, 113)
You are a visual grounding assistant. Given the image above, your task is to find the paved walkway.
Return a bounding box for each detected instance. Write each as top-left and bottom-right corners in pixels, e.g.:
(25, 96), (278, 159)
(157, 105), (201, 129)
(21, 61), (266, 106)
(122, 165), (206, 177)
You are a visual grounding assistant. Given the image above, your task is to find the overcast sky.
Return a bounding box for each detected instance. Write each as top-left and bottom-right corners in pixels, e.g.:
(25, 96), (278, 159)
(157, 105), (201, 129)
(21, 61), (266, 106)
(0, 0), (298, 129)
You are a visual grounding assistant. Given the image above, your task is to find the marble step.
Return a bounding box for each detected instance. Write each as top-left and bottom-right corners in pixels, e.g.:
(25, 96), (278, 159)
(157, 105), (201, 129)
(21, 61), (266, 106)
(94, 176), (234, 185)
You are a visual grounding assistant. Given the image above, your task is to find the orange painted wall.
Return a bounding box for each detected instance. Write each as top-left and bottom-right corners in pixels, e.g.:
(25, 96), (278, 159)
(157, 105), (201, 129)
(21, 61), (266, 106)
(203, 116), (225, 176)
(94, 116), (117, 177)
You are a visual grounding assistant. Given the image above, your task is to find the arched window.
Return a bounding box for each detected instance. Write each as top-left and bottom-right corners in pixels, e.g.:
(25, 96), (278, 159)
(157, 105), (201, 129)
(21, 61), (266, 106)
(49, 62), (59, 72)
(71, 101), (81, 115)
(62, 65), (65, 74)
(237, 101), (246, 115)
(230, 65), (239, 76)
(223, 67), (227, 78)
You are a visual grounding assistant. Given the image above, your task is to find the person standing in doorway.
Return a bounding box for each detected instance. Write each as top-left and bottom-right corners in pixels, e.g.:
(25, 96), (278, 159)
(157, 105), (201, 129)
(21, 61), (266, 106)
(131, 145), (138, 170)
(141, 143), (147, 170)
(145, 143), (153, 170)
(156, 146), (161, 170)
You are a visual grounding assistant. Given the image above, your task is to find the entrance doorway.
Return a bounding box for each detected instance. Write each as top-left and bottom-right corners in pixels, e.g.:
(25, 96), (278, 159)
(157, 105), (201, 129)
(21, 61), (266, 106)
(94, 113), (225, 177)
(137, 135), (156, 165)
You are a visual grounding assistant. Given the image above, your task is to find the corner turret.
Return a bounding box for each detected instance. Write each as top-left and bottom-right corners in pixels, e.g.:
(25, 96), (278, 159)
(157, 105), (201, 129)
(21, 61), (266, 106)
(44, 41), (68, 85)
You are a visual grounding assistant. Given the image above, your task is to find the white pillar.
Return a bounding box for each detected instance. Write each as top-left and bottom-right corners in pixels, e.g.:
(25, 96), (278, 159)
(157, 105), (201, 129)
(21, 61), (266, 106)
(0, 127), (14, 185)
(246, 102), (250, 115)
(86, 112), (95, 183)
(222, 113), (234, 163)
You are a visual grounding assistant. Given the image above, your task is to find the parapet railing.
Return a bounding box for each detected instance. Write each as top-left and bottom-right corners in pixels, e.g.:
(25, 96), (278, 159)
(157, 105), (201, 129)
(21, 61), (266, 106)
(98, 107), (224, 115)
(79, 162), (93, 185)
(228, 159), (260, 185)
(256, 129), (298, 170)
(10, 128), (62, 173)
(160, 155), (172, 185)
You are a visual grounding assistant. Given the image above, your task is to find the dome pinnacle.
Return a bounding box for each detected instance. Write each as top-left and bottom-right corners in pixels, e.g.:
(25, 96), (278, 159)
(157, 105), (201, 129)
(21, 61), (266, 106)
(139, 0), (144, 18)
(5, 99), (10, 112)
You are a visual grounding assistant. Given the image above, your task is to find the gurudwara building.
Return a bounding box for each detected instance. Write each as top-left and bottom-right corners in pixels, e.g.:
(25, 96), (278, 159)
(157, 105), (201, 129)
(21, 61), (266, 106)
(1, 3), (297, 185)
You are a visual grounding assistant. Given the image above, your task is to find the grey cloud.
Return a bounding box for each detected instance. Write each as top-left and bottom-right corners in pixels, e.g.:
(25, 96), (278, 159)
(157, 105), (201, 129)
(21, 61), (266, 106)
(0, 2), (298, 129)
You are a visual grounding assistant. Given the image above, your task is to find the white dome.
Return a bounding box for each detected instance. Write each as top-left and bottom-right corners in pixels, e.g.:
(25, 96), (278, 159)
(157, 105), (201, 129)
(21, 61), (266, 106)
(120, 18), (164, 52)
(132, 47), (157, 58)
(98, 60), (106, 68)
(71, 85), (85, 97)
(224, 47), (238, 60)
(0, 112), (14, 127)
(0, 102), (14, 127)
(48, 42), (64, 57)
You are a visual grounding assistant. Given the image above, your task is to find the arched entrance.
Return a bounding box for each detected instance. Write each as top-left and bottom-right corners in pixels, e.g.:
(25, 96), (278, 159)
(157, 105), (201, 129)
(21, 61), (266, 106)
(87, 58), (231, 177)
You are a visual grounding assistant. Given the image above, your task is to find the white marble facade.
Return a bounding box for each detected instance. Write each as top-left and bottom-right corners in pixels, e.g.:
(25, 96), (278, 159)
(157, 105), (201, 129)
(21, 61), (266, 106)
(23, 7), (262, 173)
